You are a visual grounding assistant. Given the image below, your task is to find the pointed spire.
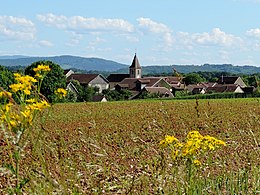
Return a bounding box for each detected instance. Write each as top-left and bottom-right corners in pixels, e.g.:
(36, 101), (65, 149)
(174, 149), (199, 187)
(130, 53), (141, 69)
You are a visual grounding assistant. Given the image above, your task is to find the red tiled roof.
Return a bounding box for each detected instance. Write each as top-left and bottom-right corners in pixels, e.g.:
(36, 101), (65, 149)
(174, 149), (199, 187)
(141, 77), (162, 87)
(118, 78), (139, 90)
(107, 74), (129, 82)
(217, 76), (239, 84)
(144, 87), (174, 97)
(207, 84), (240, 93)
(67, 74), (99, 84)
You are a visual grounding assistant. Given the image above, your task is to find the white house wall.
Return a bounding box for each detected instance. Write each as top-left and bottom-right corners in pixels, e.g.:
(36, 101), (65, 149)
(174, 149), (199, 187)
(234, 86), (244, 93)
(89, 76), (109, 93)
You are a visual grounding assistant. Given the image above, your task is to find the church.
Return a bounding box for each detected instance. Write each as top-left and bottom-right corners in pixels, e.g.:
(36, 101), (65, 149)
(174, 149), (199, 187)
(106, 53), (142, 89)
(107, 54), (175, 99)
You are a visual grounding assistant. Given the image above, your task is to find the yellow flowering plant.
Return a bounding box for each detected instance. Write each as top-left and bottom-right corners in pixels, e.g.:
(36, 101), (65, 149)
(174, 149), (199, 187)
(0, 64), (65, 194)
(160, 131), (226, 191)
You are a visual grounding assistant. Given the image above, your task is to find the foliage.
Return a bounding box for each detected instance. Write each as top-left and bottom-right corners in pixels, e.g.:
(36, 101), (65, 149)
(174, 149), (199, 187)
(0, 65), (14, 91)
(0, 65), (51, 194)
(68, 80), (99, 102)
(0, 64), (67, 194)
(102, 89), (132, 101)
(25, 61), (66, 103)
(115, 64), (260, 75)
(183, 73), (205, 85)
(137, 91), (162, 99)
(160, 131), (226, 192)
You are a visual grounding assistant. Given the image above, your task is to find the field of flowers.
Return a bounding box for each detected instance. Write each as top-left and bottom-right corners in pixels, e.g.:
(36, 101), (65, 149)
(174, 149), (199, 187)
(1, 98), (260, 194)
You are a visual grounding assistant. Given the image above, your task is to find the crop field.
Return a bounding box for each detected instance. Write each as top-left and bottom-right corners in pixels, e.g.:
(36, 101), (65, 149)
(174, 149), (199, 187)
(1, 98), (260, 194)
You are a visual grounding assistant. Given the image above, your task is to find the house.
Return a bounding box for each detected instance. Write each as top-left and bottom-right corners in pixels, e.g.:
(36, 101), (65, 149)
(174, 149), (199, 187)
(106, 74), (129, 89)
(192, 87), (206, 94)
(64, 69), (74, 78)
(217, 76), (247, 87)
(165, 76), (185, 95)
(241, 86), (255, 94)
(115, 77), (171, 92)
(66, 81), (79, 95)
(132, 87), (174, 99)
(67, 74), (109, 93)
(92, 95), (108, 102)
(206, 84), (244, 93)
(106, 53), (142, 89)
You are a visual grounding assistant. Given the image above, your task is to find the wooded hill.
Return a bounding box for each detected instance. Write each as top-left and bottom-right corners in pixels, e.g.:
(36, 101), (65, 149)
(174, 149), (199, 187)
(1, 55), (260, 74)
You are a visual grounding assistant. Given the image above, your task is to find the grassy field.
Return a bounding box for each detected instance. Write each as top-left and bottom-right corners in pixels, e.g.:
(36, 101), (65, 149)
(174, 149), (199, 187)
(1, 98), (260, 194)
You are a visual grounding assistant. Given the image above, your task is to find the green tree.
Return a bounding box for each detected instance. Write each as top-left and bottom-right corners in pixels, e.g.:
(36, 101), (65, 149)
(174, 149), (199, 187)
(67, 80), (98, 102)
(0, 65), (14, 90)
(183, 73), (205, 85)
(102, 89), (132, 101)
(25, 61), (66, 102)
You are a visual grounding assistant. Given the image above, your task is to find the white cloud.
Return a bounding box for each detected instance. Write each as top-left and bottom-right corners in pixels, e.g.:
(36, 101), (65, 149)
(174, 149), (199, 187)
(39, 40), (53, 47)
(125, 35), (139, 42)
(0, 16), (36, 41)
(191, 28), (242, 47)
(137, 17), (174, 47)
(246, 28), (260, 38)
(89, 37), (105, 46)
(37, 13), (134, 33)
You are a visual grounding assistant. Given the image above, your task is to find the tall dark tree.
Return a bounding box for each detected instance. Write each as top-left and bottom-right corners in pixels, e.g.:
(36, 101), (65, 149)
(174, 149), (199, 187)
(0, 65), (14, 90)
(25, 61), (66, 102)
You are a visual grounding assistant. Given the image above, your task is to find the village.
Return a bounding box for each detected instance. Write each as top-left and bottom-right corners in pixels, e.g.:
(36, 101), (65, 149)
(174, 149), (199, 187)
(64, 54), (256, 102)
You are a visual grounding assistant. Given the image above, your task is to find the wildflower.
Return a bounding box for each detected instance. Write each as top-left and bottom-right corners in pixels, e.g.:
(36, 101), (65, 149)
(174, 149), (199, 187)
(9, 120), (17, 127)
(160, 135), (178, 148)
(193, 159), (201, 166)
(33, 65), (51, 72)
(4, 103), (13, 113)
(10, 74), (37, 95)
(26, 98), (37, 103)
(55, 88), (67, 99)
(160, 130), (226, 166)
(26, 100), (50, 111)
(0, 91), (12, 98)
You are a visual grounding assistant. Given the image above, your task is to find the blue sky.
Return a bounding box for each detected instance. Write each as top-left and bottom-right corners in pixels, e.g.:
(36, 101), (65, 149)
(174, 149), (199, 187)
(1, 0), (260, 66)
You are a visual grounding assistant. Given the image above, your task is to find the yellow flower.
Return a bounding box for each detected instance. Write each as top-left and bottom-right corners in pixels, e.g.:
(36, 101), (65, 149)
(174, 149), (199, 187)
(55, 88), (67, 98)
(165, 135), (178, 144)
(0, 91), (12, 98)
(9, 120), (17, 127)
(160, 130), (226, 166)
(10, 83), (24, 93)
(4, 103), (13, 112)
(24, 89), (31, 95)
(26, 98), (37, 103)
(34, 73), (43, 79)
(21, 110), (32, 118)
(33, 65), (51, 72)
(193, 159), (201, 166)
(26, 100), (50, 111)
(9, 74), (37, 95)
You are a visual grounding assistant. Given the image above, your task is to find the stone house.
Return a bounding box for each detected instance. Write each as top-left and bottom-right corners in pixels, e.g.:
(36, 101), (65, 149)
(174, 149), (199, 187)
(67, 74), (109, 93)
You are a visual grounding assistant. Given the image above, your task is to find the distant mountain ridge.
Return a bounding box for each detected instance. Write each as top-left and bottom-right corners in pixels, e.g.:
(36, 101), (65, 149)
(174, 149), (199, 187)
(0, 55), (260, 74)
(0, 55), (128, 72)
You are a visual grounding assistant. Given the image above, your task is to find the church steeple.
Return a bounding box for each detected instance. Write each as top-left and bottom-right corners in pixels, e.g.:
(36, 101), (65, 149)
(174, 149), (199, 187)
(129, 53), (142, 78)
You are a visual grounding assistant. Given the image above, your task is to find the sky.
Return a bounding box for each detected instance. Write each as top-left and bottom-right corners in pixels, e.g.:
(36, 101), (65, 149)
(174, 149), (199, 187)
(1, 0), (260, 67)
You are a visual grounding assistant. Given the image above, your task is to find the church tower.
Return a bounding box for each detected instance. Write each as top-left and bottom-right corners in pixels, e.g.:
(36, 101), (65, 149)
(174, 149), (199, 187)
(129, 53), (142, 78)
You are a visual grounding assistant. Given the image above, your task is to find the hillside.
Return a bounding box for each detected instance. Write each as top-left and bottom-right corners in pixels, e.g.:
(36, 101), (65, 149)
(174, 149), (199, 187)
(0, 55), (128, 72)
(116, 64), (260, 75)
(1, 55), (260, 74)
